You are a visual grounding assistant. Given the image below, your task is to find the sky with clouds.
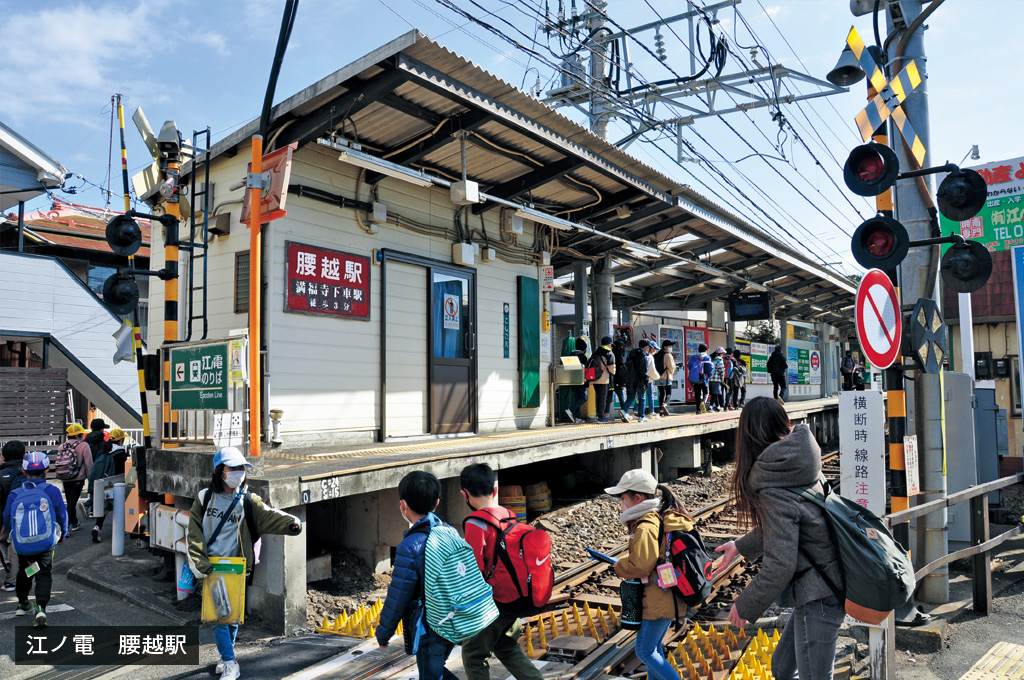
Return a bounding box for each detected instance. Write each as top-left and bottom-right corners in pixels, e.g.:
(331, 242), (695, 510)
(1, 0), (1019, 275)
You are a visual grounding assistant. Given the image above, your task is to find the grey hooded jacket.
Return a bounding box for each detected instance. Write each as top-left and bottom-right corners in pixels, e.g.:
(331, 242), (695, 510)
(734, 423), (842, 621)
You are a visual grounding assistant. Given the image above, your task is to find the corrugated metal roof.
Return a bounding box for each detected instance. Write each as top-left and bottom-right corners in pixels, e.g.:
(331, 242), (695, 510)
(183, 30), (855, 327)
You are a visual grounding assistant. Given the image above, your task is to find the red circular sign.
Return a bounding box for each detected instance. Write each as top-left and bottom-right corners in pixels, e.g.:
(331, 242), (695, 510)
(855, 269), (902, 369)
(811, 353), (820, 369)
(444, 297), (459, 317)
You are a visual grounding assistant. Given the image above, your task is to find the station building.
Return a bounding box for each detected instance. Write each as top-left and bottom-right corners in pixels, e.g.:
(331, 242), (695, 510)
(132, 32), (859, 632)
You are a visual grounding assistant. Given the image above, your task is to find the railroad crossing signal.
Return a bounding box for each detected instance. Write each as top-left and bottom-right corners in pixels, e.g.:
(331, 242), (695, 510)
(846, 26), (926, 166)
(910, 297), (946, 374)
(851, 215), (909, 271)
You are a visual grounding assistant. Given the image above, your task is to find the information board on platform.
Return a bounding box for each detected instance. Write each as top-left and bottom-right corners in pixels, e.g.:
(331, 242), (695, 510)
(839, 391), (886, 515)
(749, 342), (769, 384)
(285, 241), (370, 320)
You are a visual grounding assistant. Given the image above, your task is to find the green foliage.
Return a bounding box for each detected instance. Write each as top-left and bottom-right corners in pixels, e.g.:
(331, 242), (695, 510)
(745, 320), (779, 344)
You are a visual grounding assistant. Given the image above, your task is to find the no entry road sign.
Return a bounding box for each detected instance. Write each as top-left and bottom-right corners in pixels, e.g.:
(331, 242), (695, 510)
(856, 269), (902, 370)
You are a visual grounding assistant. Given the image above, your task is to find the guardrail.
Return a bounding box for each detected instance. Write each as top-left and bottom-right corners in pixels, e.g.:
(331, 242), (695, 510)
(885, 472), (1024, 615)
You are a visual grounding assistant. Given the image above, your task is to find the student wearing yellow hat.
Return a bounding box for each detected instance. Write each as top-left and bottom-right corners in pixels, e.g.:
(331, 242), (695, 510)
(54, 424), (93, 531)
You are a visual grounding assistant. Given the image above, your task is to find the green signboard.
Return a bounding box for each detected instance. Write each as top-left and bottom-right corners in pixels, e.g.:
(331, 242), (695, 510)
(938, 156), (1024, 252)
(750, 342), (769, 385)
(798, 349), (810, 385)
(169, 341), (230, 410)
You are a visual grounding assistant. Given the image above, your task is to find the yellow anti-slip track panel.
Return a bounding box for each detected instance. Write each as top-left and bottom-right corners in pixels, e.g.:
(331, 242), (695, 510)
(960, 642), (1024, 679)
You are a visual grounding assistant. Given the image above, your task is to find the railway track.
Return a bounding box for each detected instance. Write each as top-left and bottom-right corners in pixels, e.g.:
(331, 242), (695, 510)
(327, 451), (840, 680)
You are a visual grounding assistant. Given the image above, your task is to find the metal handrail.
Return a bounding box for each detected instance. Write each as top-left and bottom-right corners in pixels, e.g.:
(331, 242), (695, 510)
(884, 473), (1023, 527)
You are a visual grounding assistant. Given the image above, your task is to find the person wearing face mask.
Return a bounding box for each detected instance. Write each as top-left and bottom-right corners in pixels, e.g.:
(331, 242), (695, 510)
(606, 470), (697, 680)
(186, 447), (302, 680)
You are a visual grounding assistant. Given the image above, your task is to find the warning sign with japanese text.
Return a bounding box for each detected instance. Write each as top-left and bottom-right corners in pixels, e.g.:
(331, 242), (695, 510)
(839, 391), (886, 515)
(939, 156), (1024, 253)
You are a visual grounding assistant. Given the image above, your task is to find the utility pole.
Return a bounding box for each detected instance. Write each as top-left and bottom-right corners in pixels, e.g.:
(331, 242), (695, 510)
(886, 0), (949, 605)
(587, 0), (610, 141)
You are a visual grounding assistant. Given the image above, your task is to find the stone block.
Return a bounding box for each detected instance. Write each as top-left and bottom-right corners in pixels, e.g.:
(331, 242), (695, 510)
(306, 553), (331, 583)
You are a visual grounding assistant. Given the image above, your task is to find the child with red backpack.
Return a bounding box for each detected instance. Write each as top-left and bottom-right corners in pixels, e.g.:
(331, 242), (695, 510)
(55, 423), (92, 531)
(460, 464), (549, 680)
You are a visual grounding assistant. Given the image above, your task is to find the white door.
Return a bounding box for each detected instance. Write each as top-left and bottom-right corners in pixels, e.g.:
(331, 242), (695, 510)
(384, 261), (428, 437)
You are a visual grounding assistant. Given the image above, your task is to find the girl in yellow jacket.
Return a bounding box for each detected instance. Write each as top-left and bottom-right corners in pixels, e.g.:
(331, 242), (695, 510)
(607, 469), (696, 680)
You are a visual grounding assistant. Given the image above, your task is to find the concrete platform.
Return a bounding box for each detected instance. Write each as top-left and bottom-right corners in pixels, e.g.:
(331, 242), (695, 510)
(144, 397), (839, 508)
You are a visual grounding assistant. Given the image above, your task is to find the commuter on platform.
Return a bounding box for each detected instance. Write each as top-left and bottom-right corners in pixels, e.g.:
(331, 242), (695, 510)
(644, 341), (661, 419)
(722, 347), (734, 409)
(590, 336), (617, 424)
(565, 337), (590, 423)
(708, 349), (726, 412)
(86, 429), (131, 543)
(714, 398), (844, 680)
(841, 351), (858, 391)
(606, 469), (697, 680)
(187, 447), (302, 680)
(620, 340), (653, 422)
(729, 349), (747, 409)
(685, 344), (713, 415)
(653, 340), (676, 417)
(767, 347), (789, 402)
(1, 440), (27, 592)
(609, 340), (628, 421)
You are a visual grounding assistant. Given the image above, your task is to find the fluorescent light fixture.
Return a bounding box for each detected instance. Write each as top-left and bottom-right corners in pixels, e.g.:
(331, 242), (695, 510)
(746, 282), (769, 292)
(318, 138), (432, 187)
(624, 243), (661, 259)
(515, 207), (575, 232)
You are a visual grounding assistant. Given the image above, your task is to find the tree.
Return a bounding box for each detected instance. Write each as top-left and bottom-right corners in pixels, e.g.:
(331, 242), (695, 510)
(745, 320), (779, 344)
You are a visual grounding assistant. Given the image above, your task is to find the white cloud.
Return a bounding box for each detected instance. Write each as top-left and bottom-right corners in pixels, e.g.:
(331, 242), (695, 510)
(763, 5), (784, 19)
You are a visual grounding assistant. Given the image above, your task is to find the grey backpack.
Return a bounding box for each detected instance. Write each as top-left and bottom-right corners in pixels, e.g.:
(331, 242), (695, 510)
(788, 482), (915, 625)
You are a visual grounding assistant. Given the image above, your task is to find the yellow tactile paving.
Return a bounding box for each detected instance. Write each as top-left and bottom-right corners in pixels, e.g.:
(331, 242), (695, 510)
(960, 642), (1024, 679)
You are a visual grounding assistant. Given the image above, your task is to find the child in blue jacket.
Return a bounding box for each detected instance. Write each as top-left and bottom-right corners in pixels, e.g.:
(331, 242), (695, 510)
(2, 452), (68, 627)
(376, 471), (456, 680)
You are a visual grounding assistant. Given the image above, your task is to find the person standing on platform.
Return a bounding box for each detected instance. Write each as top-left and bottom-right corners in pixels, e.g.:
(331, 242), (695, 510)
(589, 336), (616, 424)
(729, 349), (748, 409)
(685, 344), (712, 415)
(654, 340), (676, 417)
(841, 351), (858, 391)
(714, 398), (844, 680)
(86, 429), (131, 543)
(621, 340), (652, 422)
(565, 337), (590, 423)
(610, 340), (628, 421)
(708, 349), (726, 412)
(767, 347), (789, 402)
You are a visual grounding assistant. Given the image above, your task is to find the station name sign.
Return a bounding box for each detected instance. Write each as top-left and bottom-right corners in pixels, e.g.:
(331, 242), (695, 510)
(285, 241), (370, 320)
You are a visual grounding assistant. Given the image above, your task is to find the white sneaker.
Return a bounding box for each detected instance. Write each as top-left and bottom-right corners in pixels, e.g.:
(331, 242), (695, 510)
(216, 662), (225, 675)
(219, 659), (240, 680)
(618, 411), (631, 423)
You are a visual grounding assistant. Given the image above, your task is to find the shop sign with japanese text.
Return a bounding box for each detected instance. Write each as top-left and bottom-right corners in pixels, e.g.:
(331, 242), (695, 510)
(285, 241), (370, 320)
(939, 156), (1024, 253)
(749, 342), (769, 384)
(169, 341), (229, 411)
(839, 391), (886, 515)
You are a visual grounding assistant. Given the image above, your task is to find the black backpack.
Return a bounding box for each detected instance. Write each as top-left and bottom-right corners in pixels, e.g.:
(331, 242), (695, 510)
(626, 349), (647, 387)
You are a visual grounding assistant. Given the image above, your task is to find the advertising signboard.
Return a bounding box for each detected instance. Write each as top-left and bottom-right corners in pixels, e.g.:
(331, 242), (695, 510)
(750, 342), (769, 384)
(170, 341), (230, 411)
(285, 241), (370, 320)
(787, 347), (800, 385)
(939, 156), (1024, 252)
(810, 350), (822, 385)
(735, 339), (751, 383)
(798, 349), (810, 385)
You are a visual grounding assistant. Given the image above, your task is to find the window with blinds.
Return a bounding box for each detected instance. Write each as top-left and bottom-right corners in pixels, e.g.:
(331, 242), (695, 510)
(235, 251), (249, 313)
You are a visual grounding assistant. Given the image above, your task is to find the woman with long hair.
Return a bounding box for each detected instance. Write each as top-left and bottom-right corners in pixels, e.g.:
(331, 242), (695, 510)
(606, 470), (696, 680)
(713, 397), (844, 680)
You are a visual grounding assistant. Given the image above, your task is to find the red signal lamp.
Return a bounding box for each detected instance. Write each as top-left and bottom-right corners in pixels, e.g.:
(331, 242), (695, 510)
(844, 143), (900, 197)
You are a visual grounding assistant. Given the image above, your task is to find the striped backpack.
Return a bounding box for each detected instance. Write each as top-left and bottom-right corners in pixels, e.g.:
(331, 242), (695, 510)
(421, 522), (499, 643)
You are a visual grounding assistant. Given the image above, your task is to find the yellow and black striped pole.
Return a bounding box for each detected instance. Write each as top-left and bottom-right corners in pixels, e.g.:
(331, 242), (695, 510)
(116, 95), (152, 450)
(162, 149), (181, 446)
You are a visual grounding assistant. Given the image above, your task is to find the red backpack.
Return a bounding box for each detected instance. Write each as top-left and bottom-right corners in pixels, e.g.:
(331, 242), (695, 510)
(464, 507), (553, 616)
(54, 440), (84, 481)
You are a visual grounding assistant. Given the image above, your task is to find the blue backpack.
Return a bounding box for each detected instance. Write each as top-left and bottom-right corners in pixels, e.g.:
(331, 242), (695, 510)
(11, 481), (59, 554)
(687, 355), (703, 383)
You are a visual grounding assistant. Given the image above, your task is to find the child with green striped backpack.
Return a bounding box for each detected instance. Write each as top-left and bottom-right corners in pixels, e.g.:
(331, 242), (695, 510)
(376, 472), (498, 679)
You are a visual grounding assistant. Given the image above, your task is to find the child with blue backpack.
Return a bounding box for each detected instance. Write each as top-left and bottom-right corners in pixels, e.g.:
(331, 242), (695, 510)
(377, 471), (498, 680)
(2, 452), (68, 627)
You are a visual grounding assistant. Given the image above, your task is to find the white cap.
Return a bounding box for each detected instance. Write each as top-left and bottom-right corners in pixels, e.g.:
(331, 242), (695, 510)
(604, 469), (658, 495)
(212, 447), (252, 469)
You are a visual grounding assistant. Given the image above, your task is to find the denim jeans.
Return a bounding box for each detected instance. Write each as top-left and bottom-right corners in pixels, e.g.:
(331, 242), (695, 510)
(212, 624), (239, 661)
(624, 384), (647, 416)
(606, 386), (625, 417)
(635, 618), (676, 680)
(417, 633), (458, 680)
(771, 596), (845, 680)
(569, 386), (588, 420)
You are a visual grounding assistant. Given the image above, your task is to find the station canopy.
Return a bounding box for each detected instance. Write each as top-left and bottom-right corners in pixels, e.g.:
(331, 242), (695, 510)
(199, 31), (857, 329)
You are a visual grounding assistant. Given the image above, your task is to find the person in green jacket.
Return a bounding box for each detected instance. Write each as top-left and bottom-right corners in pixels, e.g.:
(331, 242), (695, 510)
(186, 447), (302, 680)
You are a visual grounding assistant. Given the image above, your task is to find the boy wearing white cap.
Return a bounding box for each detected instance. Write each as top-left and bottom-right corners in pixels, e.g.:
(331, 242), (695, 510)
(186, 447), (303, 680)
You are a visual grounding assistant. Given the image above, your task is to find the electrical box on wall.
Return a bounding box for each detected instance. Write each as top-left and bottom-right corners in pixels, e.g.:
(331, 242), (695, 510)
(975, 351), (993, 380)
(370, 201), (388, 225)
(503, 211), (524, 235)
(994, 357), (1011, 378)
(450, 180), (480, 205)
(452, 242), (475, 266)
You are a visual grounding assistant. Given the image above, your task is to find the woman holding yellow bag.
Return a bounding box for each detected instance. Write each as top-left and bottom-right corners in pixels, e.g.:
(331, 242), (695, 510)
(187, 447), (302, 680)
